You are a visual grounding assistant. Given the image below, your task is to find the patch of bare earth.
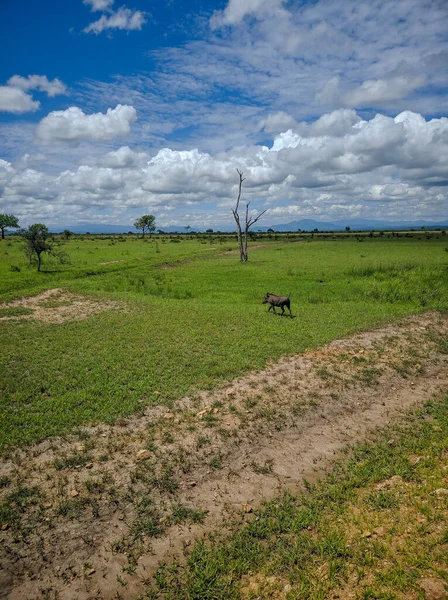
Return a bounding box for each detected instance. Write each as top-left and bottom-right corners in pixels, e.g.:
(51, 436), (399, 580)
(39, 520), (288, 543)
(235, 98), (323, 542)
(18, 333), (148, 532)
(1, 311), (447, 599)
(0, 288), (122, 324)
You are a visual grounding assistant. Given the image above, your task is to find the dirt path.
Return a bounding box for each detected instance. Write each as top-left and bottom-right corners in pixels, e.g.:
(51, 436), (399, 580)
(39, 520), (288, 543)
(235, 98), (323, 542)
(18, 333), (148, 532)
(1, 311), (447, 599)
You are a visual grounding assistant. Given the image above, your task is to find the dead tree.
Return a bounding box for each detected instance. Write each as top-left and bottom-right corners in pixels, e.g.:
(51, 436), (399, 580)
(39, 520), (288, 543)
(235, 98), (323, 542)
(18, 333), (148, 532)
(232, 169), (267, 262)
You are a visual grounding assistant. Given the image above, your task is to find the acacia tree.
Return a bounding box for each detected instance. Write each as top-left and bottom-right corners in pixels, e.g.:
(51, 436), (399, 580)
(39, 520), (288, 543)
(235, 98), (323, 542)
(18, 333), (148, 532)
(0, 213), (19, 240)
(232, 169), (267, 262)
(20, 224), (54, 271)
(134, 214), (156, 238)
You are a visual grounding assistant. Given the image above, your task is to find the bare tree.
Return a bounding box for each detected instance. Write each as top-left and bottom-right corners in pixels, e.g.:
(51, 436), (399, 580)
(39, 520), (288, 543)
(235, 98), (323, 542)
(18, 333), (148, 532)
(232, 169), (267, 262)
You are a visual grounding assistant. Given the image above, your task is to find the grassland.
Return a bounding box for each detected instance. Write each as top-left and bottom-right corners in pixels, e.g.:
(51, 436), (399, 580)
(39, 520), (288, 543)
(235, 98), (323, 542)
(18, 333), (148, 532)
(1, 230), (448, 600)
(1, 231), (447, 449)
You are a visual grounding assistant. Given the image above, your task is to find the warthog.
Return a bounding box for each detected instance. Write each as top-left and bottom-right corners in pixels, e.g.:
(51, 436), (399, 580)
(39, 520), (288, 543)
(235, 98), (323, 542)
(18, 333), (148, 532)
(262, 292), (292, 316)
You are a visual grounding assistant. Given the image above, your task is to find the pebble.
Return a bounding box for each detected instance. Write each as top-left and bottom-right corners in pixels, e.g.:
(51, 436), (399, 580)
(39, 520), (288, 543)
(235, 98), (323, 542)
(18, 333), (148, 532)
(136, 449), (151, 460)
(417, 577), (448, 600)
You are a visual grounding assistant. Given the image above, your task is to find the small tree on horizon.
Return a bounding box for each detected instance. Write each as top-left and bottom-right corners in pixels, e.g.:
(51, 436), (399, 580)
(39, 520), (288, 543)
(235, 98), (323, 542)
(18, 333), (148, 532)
(0, 213), (19, 240)
(134, 214), (156, 238)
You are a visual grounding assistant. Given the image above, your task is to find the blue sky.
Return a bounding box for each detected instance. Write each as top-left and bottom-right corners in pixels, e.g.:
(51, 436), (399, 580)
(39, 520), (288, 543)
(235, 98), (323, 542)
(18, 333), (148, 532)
(1, 0), (447, 229)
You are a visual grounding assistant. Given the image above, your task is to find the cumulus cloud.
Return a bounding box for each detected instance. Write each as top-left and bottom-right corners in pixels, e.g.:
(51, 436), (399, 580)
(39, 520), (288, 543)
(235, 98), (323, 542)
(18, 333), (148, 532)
(259, 111), (298, 134)
(14, 153), (47, 169)
(83, 0), (114, 11)
(2, 109), (447, 228)
(84, 6), (146, 34)
(0, 74), (67, 114)
(211, 0), (286, 27)
(317, 75), (427, 109)
(36, 104), (137, 143)
(292, 109), (362, 138)
(0, 86), (40, 114)
(83, 145), (149, 168)
(343, 75), (426, 107)
(7, 75), (67, 97)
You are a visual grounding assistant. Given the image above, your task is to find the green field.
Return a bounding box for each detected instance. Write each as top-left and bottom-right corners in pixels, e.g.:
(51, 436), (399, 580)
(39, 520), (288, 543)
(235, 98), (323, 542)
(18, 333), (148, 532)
(1, 231), (447, 450)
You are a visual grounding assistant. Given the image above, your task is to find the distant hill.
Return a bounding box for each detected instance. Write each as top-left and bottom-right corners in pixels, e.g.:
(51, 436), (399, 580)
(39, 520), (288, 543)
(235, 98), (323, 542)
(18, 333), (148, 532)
(256, 218), (448, 232)
(52, 223), (138, 234)
(49, 218), (447, 235)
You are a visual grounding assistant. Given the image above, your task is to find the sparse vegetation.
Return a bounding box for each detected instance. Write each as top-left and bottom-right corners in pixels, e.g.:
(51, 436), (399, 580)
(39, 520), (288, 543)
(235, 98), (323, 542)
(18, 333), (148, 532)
(150, 396), (448, 600)
(0, 232), (447, 599)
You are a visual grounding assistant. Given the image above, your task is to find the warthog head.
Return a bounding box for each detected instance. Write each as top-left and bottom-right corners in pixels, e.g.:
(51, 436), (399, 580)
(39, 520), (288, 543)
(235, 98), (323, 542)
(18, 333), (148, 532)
(262, 292), (272, 304)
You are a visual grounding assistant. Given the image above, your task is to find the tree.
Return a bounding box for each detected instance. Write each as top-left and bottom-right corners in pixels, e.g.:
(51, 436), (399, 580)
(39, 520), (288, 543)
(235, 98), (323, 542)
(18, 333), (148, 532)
(0, 213), (19, 240)
(345, 226), (351, 233)
(134, 214), (156, 238)
(63, 229), (73, 240)
(20, 224), (53, 271)
(232, 170), (267, 262)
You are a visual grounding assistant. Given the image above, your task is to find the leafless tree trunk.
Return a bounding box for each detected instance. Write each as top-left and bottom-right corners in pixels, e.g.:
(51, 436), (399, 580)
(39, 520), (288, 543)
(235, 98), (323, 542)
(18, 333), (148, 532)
(232, 169), (267, 261)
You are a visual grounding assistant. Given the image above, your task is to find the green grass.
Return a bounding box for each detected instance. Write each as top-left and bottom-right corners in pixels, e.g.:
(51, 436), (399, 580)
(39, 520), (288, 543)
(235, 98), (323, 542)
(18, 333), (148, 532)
(0, 306), (33, 318)
(147, 396), (448, 599)
(1, 233), (447, 450)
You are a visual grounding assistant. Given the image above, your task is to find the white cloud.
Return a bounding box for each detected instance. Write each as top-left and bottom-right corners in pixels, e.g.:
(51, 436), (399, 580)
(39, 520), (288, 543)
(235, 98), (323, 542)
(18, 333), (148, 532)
(83, 145), (149, 168)
(0, 86), (40, 114)
(7, 75), (67, 97)
(291, 109), (362, 138)
(36, 104), (137, 143)
(84, 7), (146, 34)
(259, 111), (298, 134)
(74, 0), (447, 159)
(368, 183), (411, 200)
(342, 75), (426, 107)
(211, 0), (286, 28)
(2, 109), (447, 228)
(83, 0), (114, 11)
(0, 74), (67, 114)
(14, 153), (47, 169)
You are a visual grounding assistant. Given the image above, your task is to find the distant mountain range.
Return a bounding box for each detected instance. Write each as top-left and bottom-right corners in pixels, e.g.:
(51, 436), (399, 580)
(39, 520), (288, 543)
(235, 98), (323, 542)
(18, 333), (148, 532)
(51, 218), (447, 235)
(253, 218), (448, 232)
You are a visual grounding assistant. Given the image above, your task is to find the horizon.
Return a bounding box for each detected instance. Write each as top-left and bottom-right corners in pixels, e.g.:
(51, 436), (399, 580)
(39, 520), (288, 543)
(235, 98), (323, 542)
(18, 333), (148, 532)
(6, 216), (447, 236)
(1, 0), (447, 229)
